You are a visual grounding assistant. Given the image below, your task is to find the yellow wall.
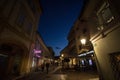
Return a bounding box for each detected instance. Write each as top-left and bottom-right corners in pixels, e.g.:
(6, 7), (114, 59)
(92, 26), (120, 80)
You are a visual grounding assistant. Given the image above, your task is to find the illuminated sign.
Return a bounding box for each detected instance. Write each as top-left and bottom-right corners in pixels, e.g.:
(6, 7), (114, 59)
(78, 50), (94, 57)
(33, 49), (41, 58)
(34, 49), (42, 54)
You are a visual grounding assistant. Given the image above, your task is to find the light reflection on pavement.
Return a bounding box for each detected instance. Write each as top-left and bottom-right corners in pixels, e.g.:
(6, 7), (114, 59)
(43, 72), (99, 80)
(16, 66), (99, 80)
(44, 74), (67, 80)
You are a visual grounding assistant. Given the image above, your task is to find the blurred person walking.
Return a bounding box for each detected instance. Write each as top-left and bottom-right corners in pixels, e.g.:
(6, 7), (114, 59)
(45, 62), (50, 74)
(41, 63), (45, 72)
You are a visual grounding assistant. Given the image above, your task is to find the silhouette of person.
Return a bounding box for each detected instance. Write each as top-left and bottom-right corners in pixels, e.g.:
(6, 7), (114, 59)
(45, 62), (50, 73)
(41, 63), (45, 72)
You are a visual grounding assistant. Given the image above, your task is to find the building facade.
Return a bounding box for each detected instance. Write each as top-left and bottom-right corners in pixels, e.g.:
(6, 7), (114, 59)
(47, 46), (55, 59)
(64, 11), (95, 70)
(67, 27), (78, 67)
(0, 0), (42, 79)
(80, 0), (120, 80)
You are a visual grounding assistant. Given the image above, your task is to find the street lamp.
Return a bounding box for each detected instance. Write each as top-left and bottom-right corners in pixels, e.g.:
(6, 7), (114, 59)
(61, 54), (64, 57)
(80, 39), (86, 45)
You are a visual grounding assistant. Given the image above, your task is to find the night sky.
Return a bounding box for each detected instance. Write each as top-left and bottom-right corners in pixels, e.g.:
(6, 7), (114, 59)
(38, 0), (84, 56)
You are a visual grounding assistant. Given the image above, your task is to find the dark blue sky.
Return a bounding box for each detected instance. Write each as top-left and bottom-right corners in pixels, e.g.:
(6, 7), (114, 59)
(38, 0), (84, 56)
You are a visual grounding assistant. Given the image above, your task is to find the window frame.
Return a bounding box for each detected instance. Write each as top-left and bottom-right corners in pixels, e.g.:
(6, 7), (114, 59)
(97, 2), (114, 25)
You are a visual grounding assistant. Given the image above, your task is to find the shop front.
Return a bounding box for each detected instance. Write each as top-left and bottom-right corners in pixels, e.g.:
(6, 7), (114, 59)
(31, 49), (42, 71)
(77, 50), (97, 71)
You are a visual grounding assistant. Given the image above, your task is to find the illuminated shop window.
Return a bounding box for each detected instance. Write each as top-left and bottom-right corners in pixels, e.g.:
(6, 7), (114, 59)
(81, 60), (85, 65)
(89, 59), (93, 66)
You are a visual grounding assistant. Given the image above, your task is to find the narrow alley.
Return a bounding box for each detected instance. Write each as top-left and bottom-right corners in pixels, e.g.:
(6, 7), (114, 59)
(17, 65), (99, 80)
(0, 0), (120, 80)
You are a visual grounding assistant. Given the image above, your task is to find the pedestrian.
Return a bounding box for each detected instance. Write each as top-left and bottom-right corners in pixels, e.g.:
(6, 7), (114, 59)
(41, 63), (45, 72)
(45, 62), (50, 73)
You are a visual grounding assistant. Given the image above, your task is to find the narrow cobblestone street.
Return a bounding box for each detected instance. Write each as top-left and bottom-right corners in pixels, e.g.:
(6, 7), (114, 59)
(17, 66), (99, 80)
(1, 0), (120, 80)
(43, 71), (99, 80)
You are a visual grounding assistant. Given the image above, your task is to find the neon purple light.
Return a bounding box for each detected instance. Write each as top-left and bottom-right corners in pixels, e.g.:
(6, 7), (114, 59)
(34, 49), (42, 54)
(36, 54), (41, 58)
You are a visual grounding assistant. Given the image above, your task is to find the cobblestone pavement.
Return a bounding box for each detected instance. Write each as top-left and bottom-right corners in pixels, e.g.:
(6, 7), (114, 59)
(43, 69), (99, 80)
(17, 66), (99, 80)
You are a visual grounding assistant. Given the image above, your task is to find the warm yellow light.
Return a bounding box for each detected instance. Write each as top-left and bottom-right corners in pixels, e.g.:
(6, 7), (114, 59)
(80, 39), (86, 45)
(61, 54), (64, 57)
